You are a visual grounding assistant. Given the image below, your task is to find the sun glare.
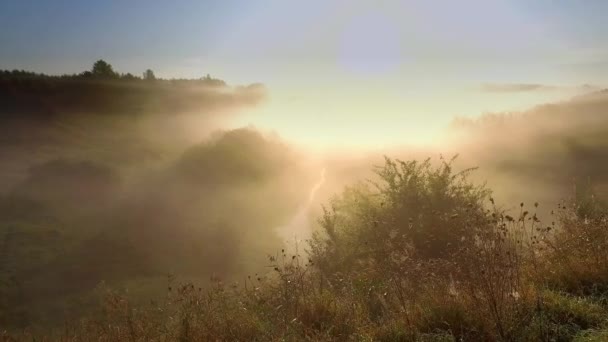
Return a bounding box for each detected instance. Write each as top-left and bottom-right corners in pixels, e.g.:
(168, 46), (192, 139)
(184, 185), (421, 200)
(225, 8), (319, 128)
(234, 100), (442, 152)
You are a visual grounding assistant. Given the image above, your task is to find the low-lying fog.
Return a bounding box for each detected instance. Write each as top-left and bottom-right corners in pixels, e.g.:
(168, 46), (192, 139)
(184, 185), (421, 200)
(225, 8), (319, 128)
(1, 78), (607, 327)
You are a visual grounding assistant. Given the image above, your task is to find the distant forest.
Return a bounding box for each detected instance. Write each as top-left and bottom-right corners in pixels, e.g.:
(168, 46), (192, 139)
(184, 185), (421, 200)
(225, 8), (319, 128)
(0, 59), (226, 86)
(0, 60), (265, 118)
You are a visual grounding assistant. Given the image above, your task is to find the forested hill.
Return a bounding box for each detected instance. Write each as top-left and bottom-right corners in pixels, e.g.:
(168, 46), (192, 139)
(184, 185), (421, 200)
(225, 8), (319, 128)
(0, 60), (267, 193)
(0, 60), (266, 118)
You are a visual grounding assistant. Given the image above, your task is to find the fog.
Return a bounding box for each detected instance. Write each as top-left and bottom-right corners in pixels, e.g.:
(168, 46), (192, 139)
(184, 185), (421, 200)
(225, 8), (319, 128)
(306, 90), (608, 222)
(445, 90), (608, 211)
(1, 69), (607, 329)
(0, 75), (316, 327)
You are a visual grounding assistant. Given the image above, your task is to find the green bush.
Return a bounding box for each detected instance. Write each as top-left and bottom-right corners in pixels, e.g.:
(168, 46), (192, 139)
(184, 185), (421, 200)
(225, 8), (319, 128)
(310, 156), (490, 276)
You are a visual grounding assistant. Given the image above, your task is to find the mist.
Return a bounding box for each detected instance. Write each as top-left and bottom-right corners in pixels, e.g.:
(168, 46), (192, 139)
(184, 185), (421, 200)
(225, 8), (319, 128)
(4, 0), (608, 338)
(297, 90), (608, 224)
(2, 63), (608, 332)
(445, 90), (608, 210)
(0, 69), (320, 328)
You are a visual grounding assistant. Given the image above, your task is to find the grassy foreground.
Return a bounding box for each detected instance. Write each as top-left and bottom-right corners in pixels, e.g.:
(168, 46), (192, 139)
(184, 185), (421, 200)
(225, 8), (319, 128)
(4, 157), (608, 341)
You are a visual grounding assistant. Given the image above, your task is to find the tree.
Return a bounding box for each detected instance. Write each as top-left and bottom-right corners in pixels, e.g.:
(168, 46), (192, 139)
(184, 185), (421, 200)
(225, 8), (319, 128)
(91, 60), (118, 79)
(143, 69), (156, 81)
(121, 73), (139, 81)
(78, 71), (93, 78)
(201, 73), (226, 86)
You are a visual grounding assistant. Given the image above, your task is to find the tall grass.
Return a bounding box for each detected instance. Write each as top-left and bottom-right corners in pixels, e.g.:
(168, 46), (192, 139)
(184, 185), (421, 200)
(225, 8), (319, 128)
(4, 157), (608, 341)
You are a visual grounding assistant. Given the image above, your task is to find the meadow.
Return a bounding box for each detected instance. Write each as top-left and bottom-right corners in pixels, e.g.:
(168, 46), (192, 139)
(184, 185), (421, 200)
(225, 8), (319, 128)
(2, 65), (608, 341)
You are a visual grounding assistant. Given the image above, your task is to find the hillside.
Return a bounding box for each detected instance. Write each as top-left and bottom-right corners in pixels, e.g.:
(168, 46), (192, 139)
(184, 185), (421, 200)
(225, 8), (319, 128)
(2, 65), (608, 340)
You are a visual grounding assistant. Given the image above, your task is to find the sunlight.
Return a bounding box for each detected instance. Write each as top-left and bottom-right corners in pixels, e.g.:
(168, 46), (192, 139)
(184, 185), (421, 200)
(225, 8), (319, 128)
(3, 1), (608, 338)
(235, 100), (443, 151)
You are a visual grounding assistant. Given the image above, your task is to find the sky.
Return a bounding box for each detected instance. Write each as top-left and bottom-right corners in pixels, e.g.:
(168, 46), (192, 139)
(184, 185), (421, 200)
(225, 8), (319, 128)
(2, 0), (608, 148)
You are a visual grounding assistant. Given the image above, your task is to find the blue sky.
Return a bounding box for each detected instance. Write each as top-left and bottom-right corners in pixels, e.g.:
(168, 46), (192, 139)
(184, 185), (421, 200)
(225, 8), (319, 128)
(2, 0), (607, 147)
(2, 0), (607, 83)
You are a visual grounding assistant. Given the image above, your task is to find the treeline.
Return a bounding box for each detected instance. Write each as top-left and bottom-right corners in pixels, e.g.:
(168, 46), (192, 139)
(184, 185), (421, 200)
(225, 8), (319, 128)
(0, 59), (269, 118)
(0, 59), (226, 86)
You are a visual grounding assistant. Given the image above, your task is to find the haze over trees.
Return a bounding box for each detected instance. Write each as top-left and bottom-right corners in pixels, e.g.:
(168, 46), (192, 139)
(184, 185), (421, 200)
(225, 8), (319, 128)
(1, 62), (608, 340)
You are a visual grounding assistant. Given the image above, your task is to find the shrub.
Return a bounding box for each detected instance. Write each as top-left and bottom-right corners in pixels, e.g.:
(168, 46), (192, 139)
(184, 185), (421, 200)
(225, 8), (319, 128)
(6, 156), (608, 341)
(310, 156), (490, 276)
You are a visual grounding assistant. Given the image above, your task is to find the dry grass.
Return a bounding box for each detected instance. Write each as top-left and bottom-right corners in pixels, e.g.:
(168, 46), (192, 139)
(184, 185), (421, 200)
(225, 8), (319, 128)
(4, 157), (608, 341)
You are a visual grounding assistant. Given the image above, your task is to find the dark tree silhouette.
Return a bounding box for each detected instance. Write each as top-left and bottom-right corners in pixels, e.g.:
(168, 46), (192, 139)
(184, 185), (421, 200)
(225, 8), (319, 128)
(91, 60), (118, 79)
(143, 69), (156, 81)
(121, 73), (139, 81)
